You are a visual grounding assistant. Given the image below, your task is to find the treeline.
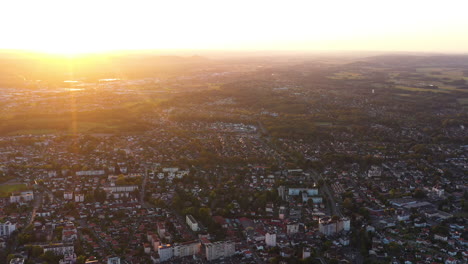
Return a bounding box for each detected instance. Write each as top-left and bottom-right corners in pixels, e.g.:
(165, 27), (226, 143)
(262, 117), (316, 139)
(0, 51), (213, 85)
(0, 108), (151, 135)
(168, 111), (254, 125)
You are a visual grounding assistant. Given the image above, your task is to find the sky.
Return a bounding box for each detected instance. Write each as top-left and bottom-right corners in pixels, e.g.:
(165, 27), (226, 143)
(1, 0), (468, 55)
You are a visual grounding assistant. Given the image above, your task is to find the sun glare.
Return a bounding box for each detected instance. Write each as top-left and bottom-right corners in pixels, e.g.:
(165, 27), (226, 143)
(1, 0), (468, 53)
(31, 44), (101, 56)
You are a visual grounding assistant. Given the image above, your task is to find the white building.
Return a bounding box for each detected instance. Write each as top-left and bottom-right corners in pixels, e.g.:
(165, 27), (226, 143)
(74, 193), (84, 202)
(0, 222), (16, 237)
(205, 241), (235, 261)
(107, 257), (120, 264)
(10, 191), (34, 203)
(64, 192), (73, 200)
(186, 215), (199, 232)
(9, 258), (25, 264)
(174, 241), (201, 257)
(286, 222), (299, 235)
(104, 185), (138, 193)
(342, 217), (351, 231)
(302, 247), (311, 259)
(162, 167), (179, 173)
(265, 232), (276, 247)
(156, 241), (200, 262)
(42, 243), (74, 256)
(367, 166), (382, 178)
(319, 217), (351, 235)
(158, 244), (174, 262)
(76, 170), (105, 176)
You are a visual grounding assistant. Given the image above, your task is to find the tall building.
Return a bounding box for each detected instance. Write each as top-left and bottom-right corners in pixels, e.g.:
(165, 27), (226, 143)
(174, 241), (201, 257)
(319, 217), (336, 236)
(10, 191), (34, 203)
(156, 241), (201, 262)
(265, 232), (276, 247)
(186, 215), (199, 232)
(205, 241), (235, 261)
(0, 222), (16, 237)
(158, 244), (174, 262)
(302, 247), (311, 259)
(64, 191), (73, 200)
(278, 206), (287, 220)
(278, 186), (286, 200)
(75, 193), (84, 202)
(342, 217), (351, 231)
(9, 258), (25, 264)
(319, 217), (351, 235)
(286, 222), (299, 235)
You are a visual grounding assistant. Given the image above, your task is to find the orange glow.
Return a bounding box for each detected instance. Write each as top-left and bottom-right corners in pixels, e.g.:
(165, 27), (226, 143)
(1, 0), (468, 54)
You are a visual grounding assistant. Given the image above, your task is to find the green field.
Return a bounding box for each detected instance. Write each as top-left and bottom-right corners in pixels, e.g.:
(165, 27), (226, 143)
(395, 85), (449, 93)
(328, 71), (364, 80)
(0, 184), (28, 197)
(457, 98), (468, 105)
(416, 67), (466, 80)
(314, 122), (333, 126)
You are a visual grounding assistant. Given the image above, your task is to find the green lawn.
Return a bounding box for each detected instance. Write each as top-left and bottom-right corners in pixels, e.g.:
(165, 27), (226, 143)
(328, 71), (364, 80)
(0, 184), (28, 197)
(314, 122), (333, 126)
(457, 98), (468, 105)
(395, 85), (449, 93)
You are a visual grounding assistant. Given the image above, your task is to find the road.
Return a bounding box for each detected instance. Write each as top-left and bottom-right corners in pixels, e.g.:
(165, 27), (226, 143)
(25, 187), (44, 227)
(316, 257), (328, 264)
(28, 190), (43, 226)
(77, 218), (125, 263)
(140, 166), (148, 206)
(309, 170), (342, 217)
(13, 188), (44, 252)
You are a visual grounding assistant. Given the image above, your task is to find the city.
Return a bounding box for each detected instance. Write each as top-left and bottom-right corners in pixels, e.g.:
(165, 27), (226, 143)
(0, 1), (468, 263)
(0, 53), (466, 264)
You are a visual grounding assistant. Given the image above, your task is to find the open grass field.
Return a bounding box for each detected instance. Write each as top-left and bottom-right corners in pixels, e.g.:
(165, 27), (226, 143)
(328, 71), (364, 80)
(416, 67), (468, 80)
(457, 98), (468, 105)
(314, 122), (333, 126)
(0, 184), (28, 197)
(395, 85), (449, 93)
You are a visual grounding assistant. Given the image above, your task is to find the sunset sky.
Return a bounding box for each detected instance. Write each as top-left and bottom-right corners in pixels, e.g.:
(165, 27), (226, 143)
(1, 0), (468, 54)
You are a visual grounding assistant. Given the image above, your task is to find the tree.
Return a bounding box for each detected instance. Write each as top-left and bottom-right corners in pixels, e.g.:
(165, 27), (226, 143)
(343, 198), (353, 211)
(387, 242), (401, 256)
(31, 246), (44, 258)
(413, 189), (426, 199)
(41, 250), (61, 264)
(76, 255), (87, 264)
(94, 187), (107, 203)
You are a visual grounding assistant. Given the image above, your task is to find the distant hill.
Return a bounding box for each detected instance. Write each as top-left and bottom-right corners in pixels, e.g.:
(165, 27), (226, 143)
(361, 54), (468, 68)
(0, 51), (213, 86)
